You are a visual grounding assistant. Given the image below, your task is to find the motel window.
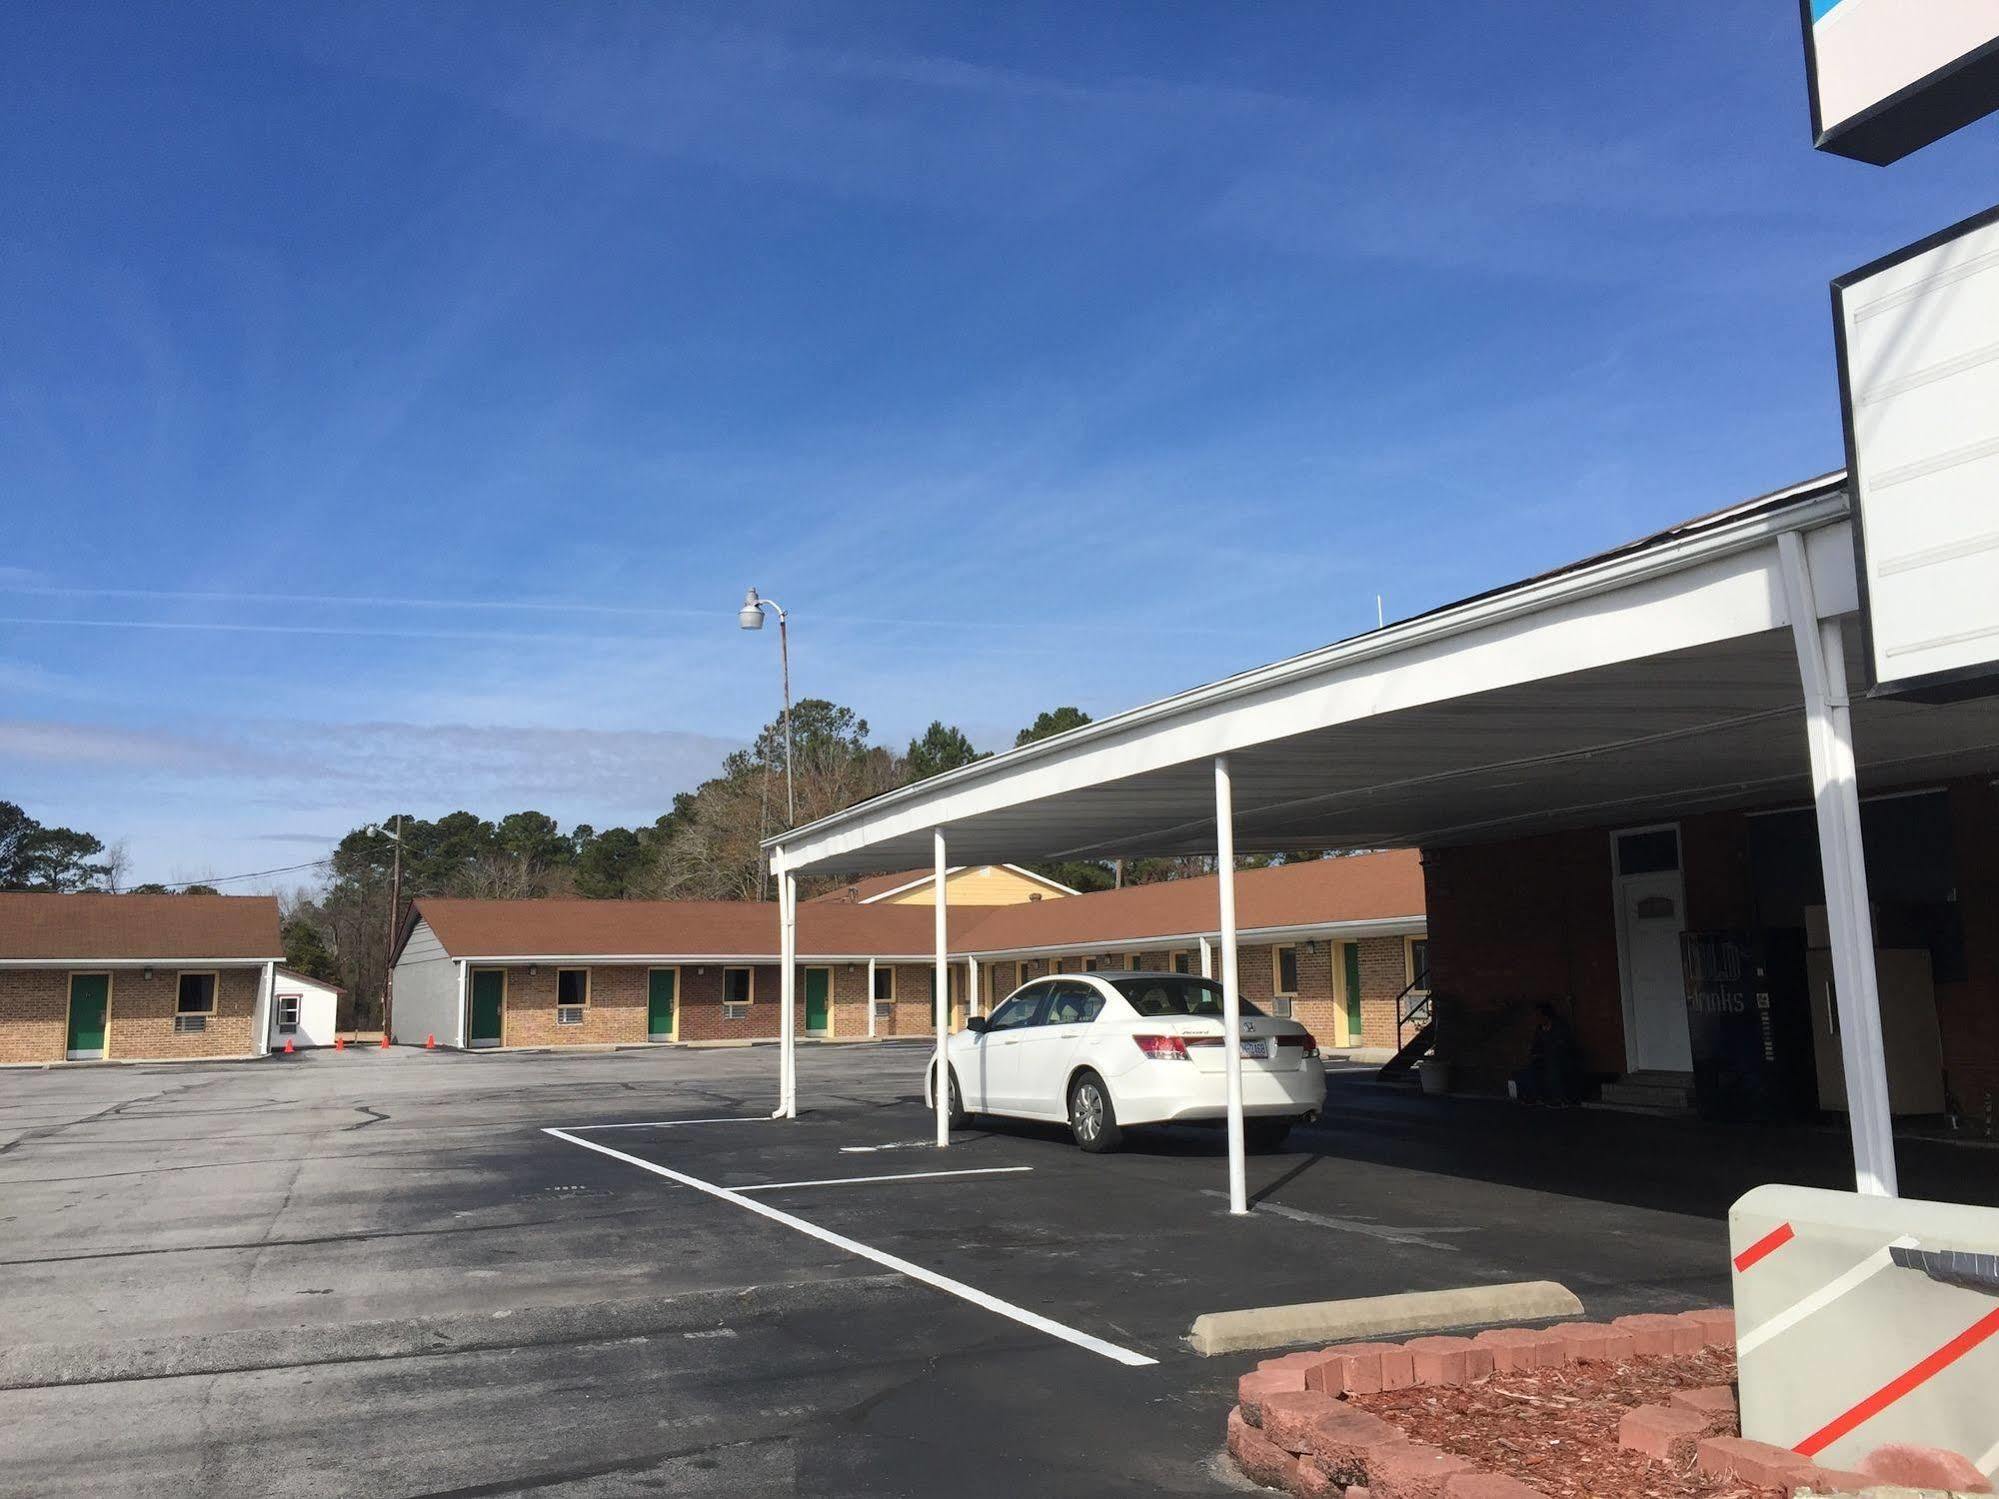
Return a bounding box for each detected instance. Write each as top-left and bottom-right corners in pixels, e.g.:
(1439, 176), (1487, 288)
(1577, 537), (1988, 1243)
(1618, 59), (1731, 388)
(1275, 945), (1300, 997)
(176, 972), (217, 1015)
(872, 965), (895, 1002)
(1407, 939), (1430, 994)
(557, 969), (589, 1006)
(276, 995), (301, 1033)
(723, 966), (753, 1020)
(1082, 957), (1098, 973)
(1614, 827), (1680, 877)
(1173, 951), (1192, 975)
(949, 967), (966, 1007)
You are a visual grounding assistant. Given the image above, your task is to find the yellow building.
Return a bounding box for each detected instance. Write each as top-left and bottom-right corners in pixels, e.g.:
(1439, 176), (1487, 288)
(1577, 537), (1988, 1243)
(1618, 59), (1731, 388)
(807, 864), (1076, 908)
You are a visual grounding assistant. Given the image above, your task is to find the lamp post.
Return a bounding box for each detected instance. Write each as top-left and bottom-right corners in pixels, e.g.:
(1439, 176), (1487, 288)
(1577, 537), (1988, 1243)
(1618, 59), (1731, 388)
(737, 588), (795, 828)
(368, 817), (403, 1040)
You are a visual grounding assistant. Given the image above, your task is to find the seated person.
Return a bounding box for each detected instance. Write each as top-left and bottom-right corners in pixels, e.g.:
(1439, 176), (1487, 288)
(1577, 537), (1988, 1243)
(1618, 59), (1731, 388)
(1511, 1002), (1579, 1106)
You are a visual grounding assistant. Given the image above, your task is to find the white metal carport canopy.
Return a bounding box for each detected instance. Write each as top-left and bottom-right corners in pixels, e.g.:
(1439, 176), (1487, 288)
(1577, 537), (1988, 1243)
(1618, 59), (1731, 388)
(766, 473), (1999, 1210)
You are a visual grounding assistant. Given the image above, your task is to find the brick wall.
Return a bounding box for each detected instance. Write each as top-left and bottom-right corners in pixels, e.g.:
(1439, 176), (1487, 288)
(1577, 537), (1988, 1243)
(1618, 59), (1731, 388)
(1421, 831), (1624, 1090)
(959, 938), (1409, 1049)
(0, 970), (69, 1064)
(500, 964), (649, 1047)
(1356, 936), (1411, 1050)
(1421, 780), (1999, 1101)
(0, 966), (260, 1064)
(674, 963), (781, 1043)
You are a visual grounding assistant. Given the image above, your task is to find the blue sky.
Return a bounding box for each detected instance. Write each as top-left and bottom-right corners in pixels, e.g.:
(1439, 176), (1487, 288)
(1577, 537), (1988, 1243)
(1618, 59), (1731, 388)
(4, 3), (1996, 887)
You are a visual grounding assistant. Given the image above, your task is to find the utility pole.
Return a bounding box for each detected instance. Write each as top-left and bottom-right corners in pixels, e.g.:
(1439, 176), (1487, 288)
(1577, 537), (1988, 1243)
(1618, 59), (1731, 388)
(381, 815), (403, 1039)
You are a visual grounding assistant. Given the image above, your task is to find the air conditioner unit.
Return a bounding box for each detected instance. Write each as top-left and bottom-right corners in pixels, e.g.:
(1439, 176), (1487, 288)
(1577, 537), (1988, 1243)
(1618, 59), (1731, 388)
(556, 1006), (585, 1027)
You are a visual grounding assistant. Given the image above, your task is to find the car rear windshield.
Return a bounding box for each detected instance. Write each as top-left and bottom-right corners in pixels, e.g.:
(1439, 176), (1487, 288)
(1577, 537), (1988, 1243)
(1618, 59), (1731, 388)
(1110, 975), (1266, 1019)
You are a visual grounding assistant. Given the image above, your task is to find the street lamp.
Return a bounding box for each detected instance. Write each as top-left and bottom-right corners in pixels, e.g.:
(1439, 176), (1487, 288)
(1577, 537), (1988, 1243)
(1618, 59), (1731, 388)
(367, 817), (403, 1042)
(738, 587), (794, 827)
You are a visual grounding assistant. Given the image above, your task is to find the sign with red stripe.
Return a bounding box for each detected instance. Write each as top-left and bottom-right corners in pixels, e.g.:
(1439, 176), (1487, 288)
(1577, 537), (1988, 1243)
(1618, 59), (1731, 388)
(1795, 1307), (1999, 1457)
(1734, 1222), (1795, 1274)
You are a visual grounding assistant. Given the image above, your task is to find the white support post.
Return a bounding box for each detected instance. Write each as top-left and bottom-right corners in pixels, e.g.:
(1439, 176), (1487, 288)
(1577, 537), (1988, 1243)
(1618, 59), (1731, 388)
(1215, 755), (1248, 1216)
(1199, 935), (1214, 979)
(1777, 532), (1897, 1197)
(256, 960), (276, 1055)
(455, 959), (468, 1049)
(934, 828), (951, 1147)
(967, 954), (981, 1018)
(866, 957), (878, 1038)
(776, 850), (798, 1120)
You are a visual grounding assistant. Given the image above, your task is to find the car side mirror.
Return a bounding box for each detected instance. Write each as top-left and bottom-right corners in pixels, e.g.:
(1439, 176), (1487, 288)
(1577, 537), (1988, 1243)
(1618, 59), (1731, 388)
(965, 1016), (990, 1034)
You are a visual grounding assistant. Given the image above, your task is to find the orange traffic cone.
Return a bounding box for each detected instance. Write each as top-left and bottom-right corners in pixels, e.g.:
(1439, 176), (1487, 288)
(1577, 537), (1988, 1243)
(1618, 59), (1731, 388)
(283, 1037), (295, 1055)
(425, 1033), (436, 1050)
(335, 1035), (345, 1052)
(379, 1031), (390, 1050)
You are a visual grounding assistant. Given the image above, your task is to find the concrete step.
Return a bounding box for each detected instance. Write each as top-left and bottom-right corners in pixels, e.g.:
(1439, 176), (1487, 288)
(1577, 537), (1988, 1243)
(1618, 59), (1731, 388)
(1598, 1070), (1696, 1112)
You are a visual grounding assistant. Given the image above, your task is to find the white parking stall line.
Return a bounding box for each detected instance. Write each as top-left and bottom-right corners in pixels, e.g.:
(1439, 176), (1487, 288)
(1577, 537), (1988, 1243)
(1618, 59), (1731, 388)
(1977, 1433), (1999, 1478)
(559, 1117), (773, 1132)
(838, 1140), (937, 1154)
(735, 1166), (1033, 1193)
(543, 1127), (1154, 1367)
(1737, 1234), (1920, 1358)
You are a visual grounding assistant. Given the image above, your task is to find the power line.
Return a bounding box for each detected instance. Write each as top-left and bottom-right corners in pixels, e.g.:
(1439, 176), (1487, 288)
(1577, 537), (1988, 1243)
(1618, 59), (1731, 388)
(142, 857), (338, 891)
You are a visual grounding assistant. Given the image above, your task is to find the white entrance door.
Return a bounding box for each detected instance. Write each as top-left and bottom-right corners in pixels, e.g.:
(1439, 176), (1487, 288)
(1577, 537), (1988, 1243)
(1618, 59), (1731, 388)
(1613, 825), (1692, 1073)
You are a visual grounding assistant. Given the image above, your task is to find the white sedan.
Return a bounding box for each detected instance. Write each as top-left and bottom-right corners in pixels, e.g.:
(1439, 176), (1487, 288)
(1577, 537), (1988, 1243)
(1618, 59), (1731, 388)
(925, 971), (1325, 1153)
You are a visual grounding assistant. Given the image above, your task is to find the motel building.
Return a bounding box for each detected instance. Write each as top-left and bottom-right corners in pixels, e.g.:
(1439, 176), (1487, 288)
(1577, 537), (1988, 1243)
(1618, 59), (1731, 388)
(0, 893), (284, 1065)
(386, 851), (1426, 1054)
(759, 472), (1999, 1201)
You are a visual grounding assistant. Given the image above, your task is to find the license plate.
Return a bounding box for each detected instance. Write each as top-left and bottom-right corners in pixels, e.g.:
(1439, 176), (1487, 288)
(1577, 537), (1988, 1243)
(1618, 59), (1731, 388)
(1239, 1038), (1269, 1060)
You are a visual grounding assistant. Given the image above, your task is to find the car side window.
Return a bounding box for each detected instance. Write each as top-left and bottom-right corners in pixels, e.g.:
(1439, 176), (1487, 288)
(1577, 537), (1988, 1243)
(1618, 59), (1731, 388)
(986, 988), (1049, 1032)
(1046, 982), (1104, 1026)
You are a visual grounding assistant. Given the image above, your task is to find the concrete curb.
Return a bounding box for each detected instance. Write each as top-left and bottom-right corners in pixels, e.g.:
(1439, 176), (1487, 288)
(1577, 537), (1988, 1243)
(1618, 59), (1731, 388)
(1188, 1280), (1584, 1356)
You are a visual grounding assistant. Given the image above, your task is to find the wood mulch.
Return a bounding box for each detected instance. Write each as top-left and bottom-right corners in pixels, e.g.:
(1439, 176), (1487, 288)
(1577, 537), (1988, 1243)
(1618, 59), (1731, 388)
(1345, 1348), (1789, 1499)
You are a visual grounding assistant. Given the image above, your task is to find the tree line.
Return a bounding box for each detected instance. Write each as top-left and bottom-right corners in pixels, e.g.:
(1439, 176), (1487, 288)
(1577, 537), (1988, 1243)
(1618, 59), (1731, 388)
(9, 699), (1330, 1026)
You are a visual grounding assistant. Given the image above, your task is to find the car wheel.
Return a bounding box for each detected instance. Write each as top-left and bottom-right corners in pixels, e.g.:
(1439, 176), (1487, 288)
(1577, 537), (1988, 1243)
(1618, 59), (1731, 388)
(1244, 1118), (1292, 1153)
(947, 1066), (969, 1130)
(1068, 1070), (1122, 1154)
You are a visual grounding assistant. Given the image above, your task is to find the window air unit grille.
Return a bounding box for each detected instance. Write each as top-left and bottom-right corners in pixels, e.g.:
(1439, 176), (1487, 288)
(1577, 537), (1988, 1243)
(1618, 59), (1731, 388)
(723, 1002), (750, 1021)
(556, 1005), (585, 1027)
(173, 1014), (208, 1034)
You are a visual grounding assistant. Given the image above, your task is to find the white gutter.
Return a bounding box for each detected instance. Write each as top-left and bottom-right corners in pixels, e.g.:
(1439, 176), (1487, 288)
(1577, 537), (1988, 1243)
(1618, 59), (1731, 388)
(0, 957), (279, 968)
(444, 952), (948, 965)
(766, 476), (1851, 862)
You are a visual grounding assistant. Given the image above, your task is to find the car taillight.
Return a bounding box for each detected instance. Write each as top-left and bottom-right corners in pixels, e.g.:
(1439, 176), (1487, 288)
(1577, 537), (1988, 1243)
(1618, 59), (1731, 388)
(1133, 1034), (1191, 1061)
(1279, 1033), (1320, 1058)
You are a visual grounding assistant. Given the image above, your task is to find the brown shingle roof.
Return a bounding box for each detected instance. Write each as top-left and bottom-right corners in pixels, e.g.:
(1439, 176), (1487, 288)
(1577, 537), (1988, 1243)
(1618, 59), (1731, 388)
(410, 898), (972, 960)
(407, 851), (1424, 961)
(952, 850), (1425, 953)
(0, 892), (284, 962)
(803, 868), (929, 904)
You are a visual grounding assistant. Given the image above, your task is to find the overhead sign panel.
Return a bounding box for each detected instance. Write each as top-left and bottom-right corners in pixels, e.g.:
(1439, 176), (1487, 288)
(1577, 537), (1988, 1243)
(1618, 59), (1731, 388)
(1801, 0), (1999, 164)
(1834, 203), (1999, 701)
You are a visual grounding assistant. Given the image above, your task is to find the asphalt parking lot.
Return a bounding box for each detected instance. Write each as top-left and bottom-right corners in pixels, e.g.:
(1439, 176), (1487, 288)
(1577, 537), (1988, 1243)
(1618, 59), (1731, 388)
(4, 1042), (1995, 1498)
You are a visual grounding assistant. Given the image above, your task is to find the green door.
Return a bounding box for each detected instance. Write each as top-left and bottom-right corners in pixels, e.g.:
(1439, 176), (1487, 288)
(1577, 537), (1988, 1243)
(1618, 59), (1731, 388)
(67, 974), (109, 1056)
(647, 969), (677, 1039)
(470, 970), (504, 1045)
(1342, 942), (1363, 1043)
(804, 967), (831, 1032)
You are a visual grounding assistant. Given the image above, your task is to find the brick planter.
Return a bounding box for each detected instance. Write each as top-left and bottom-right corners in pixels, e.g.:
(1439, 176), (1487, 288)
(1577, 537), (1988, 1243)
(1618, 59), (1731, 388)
(1224, 1308), (1991, 1498)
